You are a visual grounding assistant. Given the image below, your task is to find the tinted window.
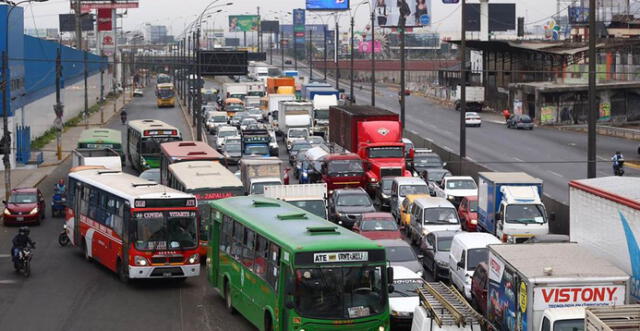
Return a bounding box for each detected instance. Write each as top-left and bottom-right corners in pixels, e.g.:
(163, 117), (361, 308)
(466, 248), (488, 271)
(336, 193), (371, 207)
(361, 220), (398, 231)
(436, 237), (453, 251)
(468, 200), (478, 212)
(385, 245), (417, 262)
(446, 180), (477, 190)
(423, 207), (459, 224)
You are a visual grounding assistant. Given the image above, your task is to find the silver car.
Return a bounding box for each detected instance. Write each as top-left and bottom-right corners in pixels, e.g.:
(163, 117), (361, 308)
(419, 230), (458, 280)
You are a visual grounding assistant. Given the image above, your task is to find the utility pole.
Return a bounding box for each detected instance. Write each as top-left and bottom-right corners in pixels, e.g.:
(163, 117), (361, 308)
(2, 50), (9, 201)
(280, 31), (285, 72)
(350, 16), (355, 104)
(113, 51), (117, 114)
(196, 28), (203, 141)
(459, 0), (467, 167)
(323, 24), (327, 80)
(309, 29), (313, 81)
(75, 0), (82, 50)
(84, 51), (89, 128)
(587, 0), (596, 178)
(370, 11), (375, 106)
(54, 46), (63, 160)
(335, 16), (339, 90)
(294, 35), (298, 71)
(187, 35), (192, 116)
(400, 22), (406, 130)
(269, 34), (273, 65)
(100, 52), (104, 123)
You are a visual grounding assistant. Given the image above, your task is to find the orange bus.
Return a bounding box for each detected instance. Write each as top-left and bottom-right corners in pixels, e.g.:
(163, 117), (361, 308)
(159, 141), (223, 186)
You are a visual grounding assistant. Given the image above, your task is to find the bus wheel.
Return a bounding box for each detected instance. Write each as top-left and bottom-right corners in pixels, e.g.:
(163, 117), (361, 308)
(264, 313), (273, 331)
(224, 281), (236, 314)
(117, 259), (129, 284)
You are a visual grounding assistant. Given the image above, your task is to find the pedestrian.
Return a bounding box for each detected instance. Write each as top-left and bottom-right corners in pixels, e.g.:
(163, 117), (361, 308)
(502, 109), (511, 122)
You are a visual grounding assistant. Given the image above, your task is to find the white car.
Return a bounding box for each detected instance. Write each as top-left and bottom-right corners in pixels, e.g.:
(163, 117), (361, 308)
(133, 88), (144, 97)
(389, 266), (424, 327)
(432, 176), (478, 207)
(215, 126), (239, 150)
(464, 112), (481, 127)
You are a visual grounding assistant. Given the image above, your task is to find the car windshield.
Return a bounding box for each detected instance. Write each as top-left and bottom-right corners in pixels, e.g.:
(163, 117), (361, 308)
(251, 181), (281, 195)
(294, 266), (386, 320)
(9, 193), (37, 204)
(427, 171), (449, 182)
(218, 129), (238, 137)
(361, 220), (398, 231)
(399, 184), (429, 197)
(139, 169), (160, 183)
(232, 113), (246, 121)
(292, 143), (312, 151)
(385, 246), (417, 262)
(315, 109), (329, 120)
(308, 137), (324, 145)
(133, 210), (198, 250)
(213, 116), (227, 122)
(140, 136), (180, 155)
(381, 179), (394, 193)
(228, 105), (244, 112)
(241, 118), (257, 125)
(245, 145), (269, 155)
(289, 200), (326, 219)
(337, 193), (371, 207)
(414, 155), (442, 169)
(289, 129), (308, 138)
(368, 146), (403, 159)
(519, 115), (532, 123)
(328, 159), (364, 174)
(446, 179), (477, 190)
(466, 248), (488, 271)
(468, 200), (478, 212)
(225, 143), (242, 153)
(423, 207), (460, 224)
(437, 237), (453, 251)
(505, 204), (547, 224)
(390, 278), (423, 298)
(552, 319), (584, 331)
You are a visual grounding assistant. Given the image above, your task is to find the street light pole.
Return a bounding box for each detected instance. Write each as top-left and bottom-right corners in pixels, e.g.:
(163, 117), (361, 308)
(308, 29), (313, 81)
(587, 0), (596, 178)
(370, 10), (375, 106)
(196, 28), (203, 141)
(400, 22), (405, 130)
(323, 24), (327, 80)
(335, 15), (339, 91)
(350, 16), (355, 104)
(280, 31), (285, 71)
(459, 0), (467, 167)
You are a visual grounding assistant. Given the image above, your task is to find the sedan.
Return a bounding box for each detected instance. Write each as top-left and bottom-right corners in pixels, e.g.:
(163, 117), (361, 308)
(222, 142), (242, 165)
(377, 239), (425, 278)
(352, 212), (401, 240)
(419, 230), (457, 280)
(3, 188), (45, 225)
(465, 112), (481, 127)
(328, 188), (376, 229)
(133, 88), (144, 97)
(215, 126), (239, 151)
(507, 114), (534, 130)
(373, 177), (394, 210)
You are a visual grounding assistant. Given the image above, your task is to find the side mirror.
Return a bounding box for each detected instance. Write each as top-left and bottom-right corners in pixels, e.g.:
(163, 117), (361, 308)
(388, 285), (395, 293)
(457, 260), (464, 269)
(387, 266), (394, 283)
(2, 200), (5, 204)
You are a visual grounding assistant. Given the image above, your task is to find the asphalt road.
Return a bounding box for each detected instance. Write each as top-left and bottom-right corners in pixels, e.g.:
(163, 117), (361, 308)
(270, 57), (639, 204)
(0, 87), (254, 331)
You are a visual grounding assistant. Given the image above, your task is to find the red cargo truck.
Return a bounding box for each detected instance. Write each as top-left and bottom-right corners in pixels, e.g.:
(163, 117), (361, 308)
(329, 105), (410, 193)
(320, 153), (367, 192)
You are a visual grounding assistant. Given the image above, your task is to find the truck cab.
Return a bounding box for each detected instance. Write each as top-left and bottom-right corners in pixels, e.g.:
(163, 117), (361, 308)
(241, 126), (271, 157)
(359, 121), (411, 192)
(539, 307), (585, 331)
(321, 153), (366, 193)
(495, 185), (549, 243)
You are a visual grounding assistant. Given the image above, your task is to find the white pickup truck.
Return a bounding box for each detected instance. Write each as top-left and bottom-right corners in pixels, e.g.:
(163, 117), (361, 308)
(431, 176), (478, 207)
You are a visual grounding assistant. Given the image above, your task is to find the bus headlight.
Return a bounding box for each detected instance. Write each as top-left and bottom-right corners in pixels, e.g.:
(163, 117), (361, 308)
(134, 256), (149, 266)
(379, 325), (387, 331)
(447, 195), (454, 200)
(188, 254), (199, 264)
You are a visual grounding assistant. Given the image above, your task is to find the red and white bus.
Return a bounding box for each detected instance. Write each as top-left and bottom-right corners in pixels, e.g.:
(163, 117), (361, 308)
(166, 161), (244, 257)
(159, 141), (223, 185)
(65, 166), (201, 282)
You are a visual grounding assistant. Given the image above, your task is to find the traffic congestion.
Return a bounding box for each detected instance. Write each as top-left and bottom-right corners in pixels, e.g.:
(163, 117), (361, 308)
(2, 62), (639, 331)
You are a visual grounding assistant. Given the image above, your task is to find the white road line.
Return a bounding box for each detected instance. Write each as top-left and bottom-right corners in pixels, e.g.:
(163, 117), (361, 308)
(512, 157), (524, 162)
(0, 280), (17, 284)
(485, 120), (506, 124)
(0, 254), (11, 258)
(549, 171), (564, 178)
(443, 146), (453, 152)
(568, 142), (576, 147)
(597, 156), (608, 161)
(467, 156), (476, 162)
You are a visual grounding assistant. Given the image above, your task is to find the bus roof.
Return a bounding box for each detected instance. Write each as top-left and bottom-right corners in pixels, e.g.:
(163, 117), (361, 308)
(169, 161), (242, 191)
(128, 119), (179, 135)
(209, 196), (383, 254)
(160, 141), (222, 161)
(69, 168), (193, 204)
(78, 128), (121, 143)
(157, 83), (174, 89)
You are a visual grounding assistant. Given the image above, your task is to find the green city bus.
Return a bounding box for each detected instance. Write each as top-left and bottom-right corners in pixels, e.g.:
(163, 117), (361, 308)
(78, 128), (125, 162)
(204, 196), (392, 331)
(126, 119), (182, 172)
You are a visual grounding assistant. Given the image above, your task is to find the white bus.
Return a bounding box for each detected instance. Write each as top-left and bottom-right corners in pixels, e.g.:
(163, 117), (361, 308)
(126, 119), (182, 172)
(65, 166), (200, 282)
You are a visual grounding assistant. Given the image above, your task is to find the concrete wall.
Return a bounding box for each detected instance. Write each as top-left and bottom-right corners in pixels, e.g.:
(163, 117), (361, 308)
(403, 129), (570, 235)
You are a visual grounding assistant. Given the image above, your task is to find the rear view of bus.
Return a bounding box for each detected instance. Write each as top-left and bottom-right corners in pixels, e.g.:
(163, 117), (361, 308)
(204, 196), (392, 331)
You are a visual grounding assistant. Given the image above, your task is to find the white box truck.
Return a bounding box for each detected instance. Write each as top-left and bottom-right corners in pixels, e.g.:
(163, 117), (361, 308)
(72, 148), (122, 171)
(487, 243), (630, 331)
(277, 101), (313, 147)
(239, 157), (283, 195)
(455, 85), (484, 112)
(267, 94), (296, 134)
(263, 183), (328, 219)
(569, 176), (640, 303)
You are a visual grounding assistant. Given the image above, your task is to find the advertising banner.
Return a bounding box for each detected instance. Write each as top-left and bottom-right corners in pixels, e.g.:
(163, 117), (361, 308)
(533, 285), (626, 310)
(229, 15), (259, 32)
(100, 31), (115, 55)
(59, 14), (94, 32)
(358, 40), (382, 54)
(97, 9), (112, 31)
(374, 0), (431, 28)
(540, 106), (557, 124)
(261, 20), (280, 33)
(293, 9), (306, 46)
(306, 0), (350, 11)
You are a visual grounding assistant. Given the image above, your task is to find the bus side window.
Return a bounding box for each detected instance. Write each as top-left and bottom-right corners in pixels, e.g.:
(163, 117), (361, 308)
(254, 235), (268, 278)
(243, 228), (255, 269)
(220, 215), (233, 253)
(267, 243), (281, 290)
(232, 220), (244, 260)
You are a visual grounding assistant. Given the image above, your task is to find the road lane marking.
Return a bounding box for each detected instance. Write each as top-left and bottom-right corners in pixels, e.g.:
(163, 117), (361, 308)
(0, 254), (11, 258)
(568, 142), (576, 147)
(597, 156), (608, 161)
(443, 146), (453, 152)
(467, 156), (476, 162)
(549, 171), (563, 178)
(0, 280), (17, 284)
(512, 157), (524, 162)
(485, 119), (506, 124)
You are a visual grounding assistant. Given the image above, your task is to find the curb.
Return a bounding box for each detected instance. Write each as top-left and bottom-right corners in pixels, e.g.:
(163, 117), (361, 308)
(177, 97), (196, 141)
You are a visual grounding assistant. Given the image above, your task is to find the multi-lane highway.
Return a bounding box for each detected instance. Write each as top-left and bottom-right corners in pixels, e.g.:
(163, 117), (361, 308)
(272, 57), (639, 203)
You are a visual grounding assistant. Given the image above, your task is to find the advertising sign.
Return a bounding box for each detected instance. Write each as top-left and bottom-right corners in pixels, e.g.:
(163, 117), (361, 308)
(374, 0), (431, 28)
(97, 8), (112, 31)
(533, 285), (626, 310)
(293, 9), (306, 47)
(306, 0), (350, 11)
(229, 15), (260, 32)
(75, 0), (139, 12)
(463, 3), (516, 32)
(100, 31), (115, 55)
(488, 252), (505, 283)
(59, 14), (94, 32)
(568, 6), (588, 24)
(513, 100), (523, 115)
(261, 20), (280, 33)
(358, 40), (382, 54)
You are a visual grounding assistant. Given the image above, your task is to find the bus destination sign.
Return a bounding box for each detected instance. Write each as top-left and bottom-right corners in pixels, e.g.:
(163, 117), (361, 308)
(313, 251), (368, 263)
(144, 129), (177, 136)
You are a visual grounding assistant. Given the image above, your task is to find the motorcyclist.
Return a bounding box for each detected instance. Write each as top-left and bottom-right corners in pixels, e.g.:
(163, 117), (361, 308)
(120, 108), (128, 125)
(11, 226), (35, 264)
(612, 151), (625, 176)
(54, 179), (66, 196)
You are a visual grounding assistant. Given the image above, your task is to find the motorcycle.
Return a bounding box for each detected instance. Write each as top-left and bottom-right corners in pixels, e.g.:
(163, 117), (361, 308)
(58, 224), (70, 247)
(14, 246), (34, 277)
(614, 160), (625, 176)
(51, 193), (66, 218)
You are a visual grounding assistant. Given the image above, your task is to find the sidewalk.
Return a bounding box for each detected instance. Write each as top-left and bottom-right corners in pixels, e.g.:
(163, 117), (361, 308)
(0, 93), (130, 199)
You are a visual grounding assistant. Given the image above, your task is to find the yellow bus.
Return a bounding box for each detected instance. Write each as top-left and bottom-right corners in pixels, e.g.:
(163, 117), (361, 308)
(156, 83), (176, 107)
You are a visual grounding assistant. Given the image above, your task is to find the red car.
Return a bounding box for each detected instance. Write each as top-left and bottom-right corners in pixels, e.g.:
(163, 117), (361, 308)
(471, 262), (489, 316)
(352, 212), (402, 240)
(458, 196), (478, 231)
(3, 187), (46, 225)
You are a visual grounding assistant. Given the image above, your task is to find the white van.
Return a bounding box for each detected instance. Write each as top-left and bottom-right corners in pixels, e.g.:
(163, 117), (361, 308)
(407, 197), (461, 245)
(448, 232), (501, 300)
(390, 177), (430, 221)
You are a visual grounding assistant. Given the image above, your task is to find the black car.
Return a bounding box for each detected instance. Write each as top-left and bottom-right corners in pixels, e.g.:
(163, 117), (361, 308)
(288, 141), (312, 166)
(284, 59), (292, 65)
(374, 177), (395, 211)
(411, 150), (445, 175)
(222, 142), (242, 165)
(328, 188), (376, 229)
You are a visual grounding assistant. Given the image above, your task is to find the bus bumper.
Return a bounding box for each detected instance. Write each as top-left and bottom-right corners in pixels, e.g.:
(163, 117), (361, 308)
(128, 264), (200, 279)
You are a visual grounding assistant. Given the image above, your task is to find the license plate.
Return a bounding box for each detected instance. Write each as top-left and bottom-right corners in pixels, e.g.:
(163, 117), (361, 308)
(17, 217), (23, 222)
(163, 272), (172, 277)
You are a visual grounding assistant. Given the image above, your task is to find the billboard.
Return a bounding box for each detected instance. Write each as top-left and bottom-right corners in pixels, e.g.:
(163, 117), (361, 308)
(374, 0), (431, 28)
(568, 6), (588, 24)
(228, 15), (259, 32)
(199, 50), (248, 76)
(293, 9), (306, 46)
(463, 3), (516, 32)
(225, 38), (240, 47)
(306, 0), (350, 11)
(261, 20), (280, 33)
(97, 8), (112, 31)
(59, 14), (94, 32)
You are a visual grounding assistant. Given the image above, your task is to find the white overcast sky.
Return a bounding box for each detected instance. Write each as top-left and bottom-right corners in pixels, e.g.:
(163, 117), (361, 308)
(23, 0), (565, 36)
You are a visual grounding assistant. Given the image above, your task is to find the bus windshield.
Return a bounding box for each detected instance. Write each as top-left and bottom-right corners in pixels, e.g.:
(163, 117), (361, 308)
(140, 136), (181, 155)
(294, 266), (386, 319)
(158, 89), (175, 98)
(134, 211), (198, 250)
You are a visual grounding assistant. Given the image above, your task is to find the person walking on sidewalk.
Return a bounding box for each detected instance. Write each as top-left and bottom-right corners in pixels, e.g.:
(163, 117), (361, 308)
(120, 108), (128, 125)
(502, 109), (511, 122)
